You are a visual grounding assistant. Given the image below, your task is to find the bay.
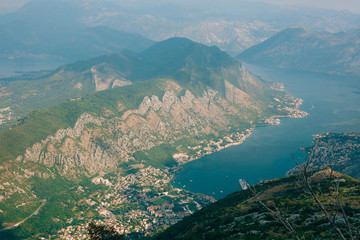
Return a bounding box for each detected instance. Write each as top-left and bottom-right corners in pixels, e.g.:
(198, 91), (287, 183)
(174, 64), (360, 199)
(0, 57), (66, 78)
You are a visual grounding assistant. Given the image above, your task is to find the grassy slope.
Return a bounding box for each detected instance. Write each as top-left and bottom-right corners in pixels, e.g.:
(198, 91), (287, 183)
(156, 170), (360, 240)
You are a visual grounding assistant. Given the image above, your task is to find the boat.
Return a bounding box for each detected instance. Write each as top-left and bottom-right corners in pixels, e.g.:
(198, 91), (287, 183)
(239, 179), (248, 190)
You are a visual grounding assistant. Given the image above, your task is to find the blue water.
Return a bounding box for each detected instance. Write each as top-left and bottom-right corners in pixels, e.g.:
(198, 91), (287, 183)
(0, 57), (65, 78)
(174, 64), (360, 199)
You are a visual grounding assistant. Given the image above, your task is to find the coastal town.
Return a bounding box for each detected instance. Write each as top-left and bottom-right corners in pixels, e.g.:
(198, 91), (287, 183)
(306, 132), (360, 177)
(57, 165), (215, 239)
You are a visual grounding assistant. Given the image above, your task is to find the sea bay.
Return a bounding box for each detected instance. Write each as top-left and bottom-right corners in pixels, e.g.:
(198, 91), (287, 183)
(1, 57), (359, 200)
(174, 64), (360, 199)
(0, 57), (66, 78)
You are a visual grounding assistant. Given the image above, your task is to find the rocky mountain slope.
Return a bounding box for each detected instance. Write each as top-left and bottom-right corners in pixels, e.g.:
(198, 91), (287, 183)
(0, 37), (306, 130)
(238, 26), (360, 75)
(156, 169), (360, 240)
(0, 38), (306, 239)
(0, 52), (136, 129)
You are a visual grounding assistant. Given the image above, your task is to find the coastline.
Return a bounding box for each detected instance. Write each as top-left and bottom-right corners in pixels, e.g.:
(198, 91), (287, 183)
(169, 96), (309, 178)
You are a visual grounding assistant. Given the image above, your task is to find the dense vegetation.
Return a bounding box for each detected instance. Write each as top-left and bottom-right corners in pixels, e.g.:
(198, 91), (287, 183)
(156, 170), (360, 240)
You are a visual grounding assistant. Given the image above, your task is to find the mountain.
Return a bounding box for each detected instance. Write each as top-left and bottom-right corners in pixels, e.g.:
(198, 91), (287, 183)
(0, 38), (306, 239)
(0, 52), (132, 130)
(288, 132), (360, 179)
(0, 37), (307, 130)
(0, 23), (154, 60)
(3, 0), (360, 57)
(0, 0), (154, 60)
(156, 169), (360, 240)
(81, 0), (360, 55)
(237, 26), (360, 75)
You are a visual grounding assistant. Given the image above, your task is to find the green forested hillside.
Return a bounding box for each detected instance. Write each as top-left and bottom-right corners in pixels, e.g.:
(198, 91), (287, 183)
(156, 169), (360, 240)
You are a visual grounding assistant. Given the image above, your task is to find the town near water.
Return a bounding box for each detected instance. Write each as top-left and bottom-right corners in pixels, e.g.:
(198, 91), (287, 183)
(58, 165), (215, 239)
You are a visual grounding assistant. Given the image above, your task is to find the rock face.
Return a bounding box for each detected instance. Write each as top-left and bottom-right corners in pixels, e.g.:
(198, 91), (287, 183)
(14, 81), (266, 179)
(238, 26), (360, 75)
(91, 65), (132, 92)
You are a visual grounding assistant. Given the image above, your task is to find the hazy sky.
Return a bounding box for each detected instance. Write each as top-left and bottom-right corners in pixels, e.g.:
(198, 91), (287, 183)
(1, 0), (360, 13)
(250, 0), (360, 13)
(1, 0), (28, 9)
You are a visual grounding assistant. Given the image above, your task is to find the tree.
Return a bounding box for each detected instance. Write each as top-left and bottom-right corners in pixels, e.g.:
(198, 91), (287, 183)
(247, 151), (360, 240)
(293, 153), (360, 240)
(246, 182), (301, 240)
(87, 222), (124, 240)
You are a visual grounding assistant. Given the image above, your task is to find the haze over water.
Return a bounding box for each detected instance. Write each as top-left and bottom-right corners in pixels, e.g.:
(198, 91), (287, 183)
(174, 64), (360, 199)
(0, 58), (65, 78)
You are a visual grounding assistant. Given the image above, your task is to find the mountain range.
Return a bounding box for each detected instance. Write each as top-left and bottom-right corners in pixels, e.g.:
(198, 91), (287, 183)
(0, 37), (306, 239)
(2, 0), (360, 58)
(0, 1), (359, 239)
(0, 0), (154, 60)
(0, 37), (305, 130)
(238, 26), (360, 75)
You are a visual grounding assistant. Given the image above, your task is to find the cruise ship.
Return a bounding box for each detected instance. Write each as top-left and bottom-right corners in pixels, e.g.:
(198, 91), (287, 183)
(239, 179), (248, 190)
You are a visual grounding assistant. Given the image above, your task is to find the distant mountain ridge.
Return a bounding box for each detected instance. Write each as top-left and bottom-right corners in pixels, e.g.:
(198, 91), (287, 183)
(0, 0), (154, 60)
(237, 26), (360, 75)
(0, 24), (154, 60)
(3, 0), (360, 57)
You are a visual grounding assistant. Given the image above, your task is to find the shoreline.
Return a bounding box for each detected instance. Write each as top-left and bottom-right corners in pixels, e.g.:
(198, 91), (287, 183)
(167, 128), (254, 179)
(168, 97), (309, 179)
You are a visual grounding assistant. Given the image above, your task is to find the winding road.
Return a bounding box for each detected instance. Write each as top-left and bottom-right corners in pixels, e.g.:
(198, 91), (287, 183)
(0, 199), (47, 232)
